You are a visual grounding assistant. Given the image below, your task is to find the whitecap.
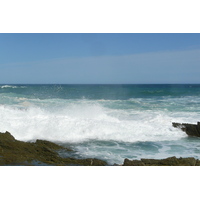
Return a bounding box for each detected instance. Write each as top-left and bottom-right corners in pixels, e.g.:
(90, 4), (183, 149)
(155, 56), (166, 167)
(0, 85), (27, 89)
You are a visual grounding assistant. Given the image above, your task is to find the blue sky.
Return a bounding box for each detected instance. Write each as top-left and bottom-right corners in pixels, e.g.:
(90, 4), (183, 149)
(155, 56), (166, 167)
(0, 33), (200, 84)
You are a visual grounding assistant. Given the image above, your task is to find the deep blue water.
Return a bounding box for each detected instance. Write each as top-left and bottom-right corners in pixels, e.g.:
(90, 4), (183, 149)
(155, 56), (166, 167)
(1, 84), (200, 100)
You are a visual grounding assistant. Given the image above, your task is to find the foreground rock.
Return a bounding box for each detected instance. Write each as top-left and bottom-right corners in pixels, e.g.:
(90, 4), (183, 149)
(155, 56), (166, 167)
(2, 131), (200, 166)
(0, 131), (107, 166)
(172, 122), (200, 137)
(123, 156), (200, 166)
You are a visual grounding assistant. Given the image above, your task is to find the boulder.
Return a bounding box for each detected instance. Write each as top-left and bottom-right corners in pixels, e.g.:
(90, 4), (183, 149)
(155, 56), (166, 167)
(172, 122), (200, 137)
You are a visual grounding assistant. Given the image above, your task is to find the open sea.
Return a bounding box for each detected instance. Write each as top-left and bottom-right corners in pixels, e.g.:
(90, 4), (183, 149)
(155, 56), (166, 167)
(1, 84), (200, 165)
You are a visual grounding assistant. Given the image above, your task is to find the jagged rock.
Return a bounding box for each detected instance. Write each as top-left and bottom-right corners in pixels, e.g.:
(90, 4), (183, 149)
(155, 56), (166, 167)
(123, 156), (199, 166)
(0, 131), (107, 166)
(172, 122), (200, 137)
(0, 131), (16, 141)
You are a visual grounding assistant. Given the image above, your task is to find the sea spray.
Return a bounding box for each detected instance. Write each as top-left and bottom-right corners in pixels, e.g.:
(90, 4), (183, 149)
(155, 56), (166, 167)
(0, 101), (185, 142)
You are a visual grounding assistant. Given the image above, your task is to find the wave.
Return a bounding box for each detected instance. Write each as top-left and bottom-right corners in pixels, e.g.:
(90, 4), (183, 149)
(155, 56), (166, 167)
(0, 85), (18, 89)
(0, 85), (27, 89)
(0, 101), (191, 143)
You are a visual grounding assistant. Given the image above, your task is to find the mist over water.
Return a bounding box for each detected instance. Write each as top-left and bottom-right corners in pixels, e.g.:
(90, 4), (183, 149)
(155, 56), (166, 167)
(1, 84), (200, 164)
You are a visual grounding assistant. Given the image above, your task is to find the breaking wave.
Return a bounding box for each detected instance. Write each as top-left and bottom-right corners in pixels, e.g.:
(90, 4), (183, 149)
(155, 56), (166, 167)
(0, 100), (188, 143)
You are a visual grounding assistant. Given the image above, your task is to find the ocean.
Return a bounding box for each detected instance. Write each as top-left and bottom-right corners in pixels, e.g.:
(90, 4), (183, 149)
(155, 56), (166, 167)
(0, 84), (200, 165)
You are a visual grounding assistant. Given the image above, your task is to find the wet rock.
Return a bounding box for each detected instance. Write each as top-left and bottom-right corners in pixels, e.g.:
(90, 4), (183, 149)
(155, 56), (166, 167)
(62, 158), (107, 166)
(195, 159), (200, 166)
(0, 131), (107, 166)
(123, 158), (145, 166)
(35, 139), (72, 151)
(123, 156), (199, 166)
(172, 122), (200, 137)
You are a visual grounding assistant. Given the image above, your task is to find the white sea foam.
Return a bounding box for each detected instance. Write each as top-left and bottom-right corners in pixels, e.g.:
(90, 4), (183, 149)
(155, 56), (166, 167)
(0, 85), (27, 89)
(0, 85), (17, 89)
(0, 100), (190, 143)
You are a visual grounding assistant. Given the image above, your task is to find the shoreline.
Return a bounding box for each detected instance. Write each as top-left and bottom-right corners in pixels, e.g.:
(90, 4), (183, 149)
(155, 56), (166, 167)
(1, 131), (200, 166)
(0, 131), (107, 166)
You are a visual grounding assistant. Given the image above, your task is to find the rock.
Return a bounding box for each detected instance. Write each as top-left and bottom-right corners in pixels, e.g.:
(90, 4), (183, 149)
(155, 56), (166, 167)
(63, 158), (107, 166)
(123, 156), (199, 166)
(35, 139), (72, 151)
(0, 132), (107, 166)
(195, 160), (200, 166)
(0, 131), (16, 141)
(172, 122), (200, 137)
(123, 158), (145, 166)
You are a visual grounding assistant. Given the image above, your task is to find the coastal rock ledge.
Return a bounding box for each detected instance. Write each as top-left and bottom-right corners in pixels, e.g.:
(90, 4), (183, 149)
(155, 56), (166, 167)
(123, 157), (200, 166)
(172, 122), (200, 137)
(0, 131), (107, 166)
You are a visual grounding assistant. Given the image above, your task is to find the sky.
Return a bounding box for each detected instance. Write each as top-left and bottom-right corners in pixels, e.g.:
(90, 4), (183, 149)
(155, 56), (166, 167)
(0, 33), (200, 84)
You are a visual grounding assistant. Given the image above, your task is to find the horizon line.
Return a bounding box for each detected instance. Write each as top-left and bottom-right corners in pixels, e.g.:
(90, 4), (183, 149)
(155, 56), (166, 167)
(1, 83), (200, 85)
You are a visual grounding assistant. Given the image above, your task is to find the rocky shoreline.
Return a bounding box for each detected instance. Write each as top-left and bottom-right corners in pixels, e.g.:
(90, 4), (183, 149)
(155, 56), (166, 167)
(1, 123), (200, 166)
(0, 131), (107, 166)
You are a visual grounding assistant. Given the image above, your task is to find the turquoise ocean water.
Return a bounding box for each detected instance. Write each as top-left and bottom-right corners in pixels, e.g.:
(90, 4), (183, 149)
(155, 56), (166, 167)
(1, 84), (200, 165)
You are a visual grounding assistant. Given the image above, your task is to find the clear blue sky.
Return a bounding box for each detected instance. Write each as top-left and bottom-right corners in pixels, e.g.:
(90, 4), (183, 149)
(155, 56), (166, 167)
(0, 33), (200, 84)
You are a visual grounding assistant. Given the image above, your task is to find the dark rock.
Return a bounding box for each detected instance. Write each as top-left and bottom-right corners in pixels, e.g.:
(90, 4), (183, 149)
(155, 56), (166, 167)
(0, 132), (107, 166)
(62, 158), (107, 166)
(195, 160), (200, 166)
(172, 122), (200, 137)
(123, 156), (199, 166)
(123, 158), (145, 166)
(141, 156), (179, 166)
(113, 163), (122, 166)
(35, 139), (72, 151)
(0, 131), (16, 142)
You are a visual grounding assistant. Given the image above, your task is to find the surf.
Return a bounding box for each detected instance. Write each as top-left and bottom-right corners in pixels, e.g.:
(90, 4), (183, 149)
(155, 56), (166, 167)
(0, 100), (186, 143)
